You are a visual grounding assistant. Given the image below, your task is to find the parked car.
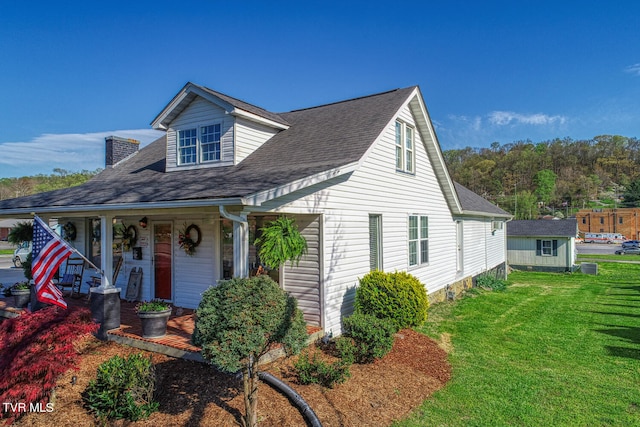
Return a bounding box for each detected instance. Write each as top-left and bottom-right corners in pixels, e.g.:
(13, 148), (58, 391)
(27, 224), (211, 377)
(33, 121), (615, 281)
(615, 247), (640, 255)
(13, 241), (31, 268)
(621, 240), (640, 249)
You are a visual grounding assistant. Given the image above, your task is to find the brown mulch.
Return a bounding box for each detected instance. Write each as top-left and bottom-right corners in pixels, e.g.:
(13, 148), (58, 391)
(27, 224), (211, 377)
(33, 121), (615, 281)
(14, 329), (451, 427)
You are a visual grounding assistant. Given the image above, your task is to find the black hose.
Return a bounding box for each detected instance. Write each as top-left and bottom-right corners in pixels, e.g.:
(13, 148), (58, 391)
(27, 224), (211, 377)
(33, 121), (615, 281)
(258, 371), (322, 427)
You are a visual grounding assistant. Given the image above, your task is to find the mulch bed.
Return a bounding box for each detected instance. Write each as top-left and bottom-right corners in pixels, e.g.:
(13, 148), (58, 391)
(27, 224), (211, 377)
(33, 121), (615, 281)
(15, 329), (451, 426)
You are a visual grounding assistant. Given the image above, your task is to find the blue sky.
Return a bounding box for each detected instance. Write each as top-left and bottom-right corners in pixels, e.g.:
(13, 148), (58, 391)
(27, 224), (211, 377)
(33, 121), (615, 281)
(1, 1), (639, 178)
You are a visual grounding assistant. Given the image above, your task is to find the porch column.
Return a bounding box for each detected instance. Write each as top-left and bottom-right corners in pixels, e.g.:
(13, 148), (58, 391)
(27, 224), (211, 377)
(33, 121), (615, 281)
(219, 206), (249, 278)
(91, 213), (120, 340)
(100, 214), (114, 288)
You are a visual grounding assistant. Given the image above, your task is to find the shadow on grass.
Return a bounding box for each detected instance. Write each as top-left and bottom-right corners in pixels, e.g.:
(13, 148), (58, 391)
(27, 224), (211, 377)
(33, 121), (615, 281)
(604, 346), (640, 360)
(153, 358), (243, 426)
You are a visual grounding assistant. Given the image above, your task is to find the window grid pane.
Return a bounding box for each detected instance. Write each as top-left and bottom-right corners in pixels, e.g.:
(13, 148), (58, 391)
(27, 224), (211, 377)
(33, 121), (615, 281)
(420, 240), (428, 264)
(396, 121), (403, 170)
(542, 240), (552, 255)
(409, 216), (418, 240)
(179, 129), (197, 164)
(201, 124), (221, 162)
(420, 216), (428, 238)
(405, 127), (414, 172)
(409, 241), (418, 266)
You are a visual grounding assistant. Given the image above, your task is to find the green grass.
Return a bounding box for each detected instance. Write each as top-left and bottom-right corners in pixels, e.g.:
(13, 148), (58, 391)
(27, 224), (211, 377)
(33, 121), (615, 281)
(396, 263), (640, 427)
(0, 249), (14, 256)
(578, 253), (640, 261)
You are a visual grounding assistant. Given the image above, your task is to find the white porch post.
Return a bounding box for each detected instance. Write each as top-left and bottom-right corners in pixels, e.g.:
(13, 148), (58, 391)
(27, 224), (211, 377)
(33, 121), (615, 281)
(100, 214), (114, 288)
(91, 213), (121, 340)
(219, 206), (249, 278)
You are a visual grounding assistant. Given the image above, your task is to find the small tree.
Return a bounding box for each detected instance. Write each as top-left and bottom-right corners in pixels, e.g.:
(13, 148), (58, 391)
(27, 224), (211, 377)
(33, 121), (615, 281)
(192, 276), (307, 427)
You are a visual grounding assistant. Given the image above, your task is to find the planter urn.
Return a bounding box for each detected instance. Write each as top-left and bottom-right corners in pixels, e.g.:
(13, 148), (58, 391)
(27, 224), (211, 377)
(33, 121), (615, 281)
(11, 288), (31, 309)
(138, 308), (172, 338)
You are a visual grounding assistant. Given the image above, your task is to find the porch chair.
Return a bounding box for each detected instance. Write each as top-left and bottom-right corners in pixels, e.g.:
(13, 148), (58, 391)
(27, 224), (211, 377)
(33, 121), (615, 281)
(86, 256), (124, 300)
(57, 258), (86, 297)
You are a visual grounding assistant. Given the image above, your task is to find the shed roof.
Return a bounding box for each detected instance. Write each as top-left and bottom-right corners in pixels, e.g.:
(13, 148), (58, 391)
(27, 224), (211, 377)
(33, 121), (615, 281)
(507, 219), (578, 237)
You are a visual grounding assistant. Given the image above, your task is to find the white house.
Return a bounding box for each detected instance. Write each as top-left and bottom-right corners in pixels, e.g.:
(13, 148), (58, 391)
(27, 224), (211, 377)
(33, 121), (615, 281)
(0, 83), (511, 334)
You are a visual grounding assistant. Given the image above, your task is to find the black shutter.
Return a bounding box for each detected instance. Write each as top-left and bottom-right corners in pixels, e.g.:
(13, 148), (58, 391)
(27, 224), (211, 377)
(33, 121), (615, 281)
(536, 239), (542, 256)
(552, 240), (558, 256)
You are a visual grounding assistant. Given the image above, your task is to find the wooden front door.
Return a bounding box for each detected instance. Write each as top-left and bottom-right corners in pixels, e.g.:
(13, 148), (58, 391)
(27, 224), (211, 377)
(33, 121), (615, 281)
(153, 223), (172, 300)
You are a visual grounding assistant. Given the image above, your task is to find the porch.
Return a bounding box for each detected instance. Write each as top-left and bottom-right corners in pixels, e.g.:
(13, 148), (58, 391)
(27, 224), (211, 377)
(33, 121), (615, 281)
(0, 293), (323, 363)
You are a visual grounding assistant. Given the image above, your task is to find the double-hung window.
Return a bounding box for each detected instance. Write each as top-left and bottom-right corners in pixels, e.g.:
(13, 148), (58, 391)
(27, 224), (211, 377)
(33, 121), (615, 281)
(409, 215), (428, 266)
(178, 128), (198, 165)
(395, 120), (415, 173)
(200, 124), (221, 162)
(536, 239), (558, 256)
(178, 123), (222, 165)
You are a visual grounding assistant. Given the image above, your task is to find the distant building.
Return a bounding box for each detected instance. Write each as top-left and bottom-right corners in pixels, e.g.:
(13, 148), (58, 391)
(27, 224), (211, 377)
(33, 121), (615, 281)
(575, 208), (640, 240)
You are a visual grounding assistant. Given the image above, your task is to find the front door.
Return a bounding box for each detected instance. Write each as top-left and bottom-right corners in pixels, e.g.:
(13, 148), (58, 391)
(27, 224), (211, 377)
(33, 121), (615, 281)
(153, 223), (172, 300)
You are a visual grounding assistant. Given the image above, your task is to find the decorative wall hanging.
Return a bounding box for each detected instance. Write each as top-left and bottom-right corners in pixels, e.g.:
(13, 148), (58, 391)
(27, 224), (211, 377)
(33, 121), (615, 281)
(63, 222), (77, 242)
(178, 223), (201, 256)
(121, 224), (138, 251)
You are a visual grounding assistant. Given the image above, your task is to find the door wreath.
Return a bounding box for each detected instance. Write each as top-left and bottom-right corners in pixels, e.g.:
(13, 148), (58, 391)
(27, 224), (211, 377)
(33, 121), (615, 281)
(178, 223), (202, 256)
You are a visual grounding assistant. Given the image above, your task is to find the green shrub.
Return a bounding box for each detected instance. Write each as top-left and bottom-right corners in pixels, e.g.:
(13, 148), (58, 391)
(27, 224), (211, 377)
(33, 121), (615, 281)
(355, 271), (429, 330)
(82, 354), (158, 422)
(342, 313), (396, 363)
(294, 351), (350, 388)
(334, 335), (357, 365)
(476, 273), (507, 291)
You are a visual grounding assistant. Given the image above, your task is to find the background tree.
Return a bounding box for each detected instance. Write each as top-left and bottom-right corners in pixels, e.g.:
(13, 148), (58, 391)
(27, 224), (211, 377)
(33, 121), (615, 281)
(192, 276), (308, 427)
(622, 178), (640, 207)
(533, 169), (557, 205)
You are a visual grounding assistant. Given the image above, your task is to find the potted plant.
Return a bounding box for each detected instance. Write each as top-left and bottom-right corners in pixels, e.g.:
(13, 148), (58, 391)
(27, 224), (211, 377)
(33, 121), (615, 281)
(136, 299), (172, 338)
(254, 216), (307, 280)
(11, 281), (32, 308)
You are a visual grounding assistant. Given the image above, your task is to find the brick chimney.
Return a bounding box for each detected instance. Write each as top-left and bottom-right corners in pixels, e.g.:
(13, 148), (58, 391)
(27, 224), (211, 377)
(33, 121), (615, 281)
(105, 136), (140, 168)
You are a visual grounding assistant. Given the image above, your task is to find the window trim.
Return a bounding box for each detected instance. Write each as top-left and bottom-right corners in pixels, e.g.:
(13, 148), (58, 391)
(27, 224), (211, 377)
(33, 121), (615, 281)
(177, 122), (223, 166)
(536, 239), (558, 257)
(408, 214), (428, 267)
(395, 120), (415, 174)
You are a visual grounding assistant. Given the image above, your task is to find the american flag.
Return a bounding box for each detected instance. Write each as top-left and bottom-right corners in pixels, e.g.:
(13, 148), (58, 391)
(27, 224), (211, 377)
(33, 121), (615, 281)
(32, 216), (75, 309)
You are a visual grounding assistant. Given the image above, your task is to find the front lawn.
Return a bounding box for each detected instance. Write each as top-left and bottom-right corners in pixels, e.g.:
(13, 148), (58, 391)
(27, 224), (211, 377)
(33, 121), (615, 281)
(398, 262), (640, 426)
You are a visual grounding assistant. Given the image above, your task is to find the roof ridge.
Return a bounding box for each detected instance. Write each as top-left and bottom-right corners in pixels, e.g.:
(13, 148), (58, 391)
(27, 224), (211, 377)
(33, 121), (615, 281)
(285, 86), (416, 113)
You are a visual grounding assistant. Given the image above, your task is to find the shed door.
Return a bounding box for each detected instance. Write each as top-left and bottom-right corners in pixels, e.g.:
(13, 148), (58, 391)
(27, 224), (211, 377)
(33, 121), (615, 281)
(153, 223), (173, 300)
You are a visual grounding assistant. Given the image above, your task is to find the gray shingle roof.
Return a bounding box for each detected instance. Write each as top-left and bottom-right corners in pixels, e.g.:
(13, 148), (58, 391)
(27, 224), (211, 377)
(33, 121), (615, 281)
(454, 182), (511, 216)
(507, 219), (578, 237)
(0, 87), (416, 210)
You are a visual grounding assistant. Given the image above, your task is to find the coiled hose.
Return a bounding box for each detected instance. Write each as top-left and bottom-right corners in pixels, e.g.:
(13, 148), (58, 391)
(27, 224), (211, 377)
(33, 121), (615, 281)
(258, 371), (322, 427)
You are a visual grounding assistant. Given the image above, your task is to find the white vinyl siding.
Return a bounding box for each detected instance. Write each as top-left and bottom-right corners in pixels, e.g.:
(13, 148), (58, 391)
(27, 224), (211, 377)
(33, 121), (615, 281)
(283, 215), (322, 326)
(235, 117), (280, 163)
(166, 97), (234, 171)
(259, 98), (470, 334)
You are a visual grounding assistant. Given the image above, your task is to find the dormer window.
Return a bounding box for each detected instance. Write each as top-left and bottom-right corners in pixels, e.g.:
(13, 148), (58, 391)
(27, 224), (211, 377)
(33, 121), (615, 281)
(395, 120), (415, 173)
(178, 123), (222, 165)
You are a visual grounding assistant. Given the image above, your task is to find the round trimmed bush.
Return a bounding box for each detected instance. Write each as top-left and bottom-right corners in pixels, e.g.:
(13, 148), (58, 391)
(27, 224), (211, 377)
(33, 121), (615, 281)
(355, 271), (429, 330)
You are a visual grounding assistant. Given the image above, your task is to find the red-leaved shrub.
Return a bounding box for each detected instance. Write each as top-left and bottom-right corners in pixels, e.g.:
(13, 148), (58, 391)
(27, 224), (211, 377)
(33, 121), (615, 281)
(0, 306), (98, 425)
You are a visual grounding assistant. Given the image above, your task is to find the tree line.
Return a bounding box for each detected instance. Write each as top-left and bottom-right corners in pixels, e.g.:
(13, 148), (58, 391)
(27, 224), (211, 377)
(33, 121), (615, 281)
(0, 168), (100, 200)
(444, 135), (640, 219)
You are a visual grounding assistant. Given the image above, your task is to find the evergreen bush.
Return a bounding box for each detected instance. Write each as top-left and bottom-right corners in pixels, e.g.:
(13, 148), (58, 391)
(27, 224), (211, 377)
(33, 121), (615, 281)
(342, 312), (396, 363)
(294, 351), (350, 388)
(355, 271), (429, 330)
(82, 354), (158, 422)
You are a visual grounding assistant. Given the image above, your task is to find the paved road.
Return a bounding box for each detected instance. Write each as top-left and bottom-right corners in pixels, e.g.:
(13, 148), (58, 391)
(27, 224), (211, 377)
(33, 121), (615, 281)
(576, 242), (620, 256)
(0, 255), (27, 286)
